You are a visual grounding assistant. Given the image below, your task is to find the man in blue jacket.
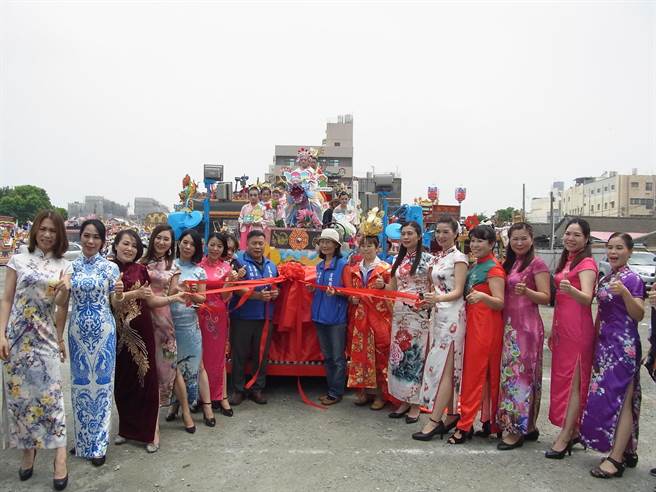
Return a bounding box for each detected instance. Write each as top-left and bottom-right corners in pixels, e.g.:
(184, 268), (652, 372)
(229, 230), (279, 405)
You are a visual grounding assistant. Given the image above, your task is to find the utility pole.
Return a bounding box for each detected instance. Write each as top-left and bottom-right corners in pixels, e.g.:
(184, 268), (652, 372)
(522, 183), (526, 222)
(550, 191), (555, 251)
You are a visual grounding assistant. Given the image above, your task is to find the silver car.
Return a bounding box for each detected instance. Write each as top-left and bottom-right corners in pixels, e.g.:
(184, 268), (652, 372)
(63, 242), (83, 262)
(598, 251), (656, 288)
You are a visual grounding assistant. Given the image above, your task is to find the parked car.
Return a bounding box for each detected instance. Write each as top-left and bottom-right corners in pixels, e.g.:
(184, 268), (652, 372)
(64, 242), (83, 262)
(598, 251), (656, 288)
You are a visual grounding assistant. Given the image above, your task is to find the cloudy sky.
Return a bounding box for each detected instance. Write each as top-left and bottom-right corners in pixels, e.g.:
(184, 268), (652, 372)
(1, 0), (654, 216)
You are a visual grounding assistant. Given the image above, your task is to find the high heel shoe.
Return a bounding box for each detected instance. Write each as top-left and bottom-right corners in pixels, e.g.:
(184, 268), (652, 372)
(447, 428), (473, 445)
(53, 460), (68, 491)
(474, 421), (491, 437)
(19, 449), (36, 481)
(624, 452), (638, 468)
(590, 457), (625, 479)
(545, 439), (574, 459)
(388, 405), (410, 419)
(181, 411), (196, 433)
(219, 399), (234, 417)
(201, 402), (216, 427)
(570, 435), (587, 450)
(524, 429), (540, 442)
(412, 418), (447, 441)
(497, 436), (524, 451)
(165, 404), (179, 422)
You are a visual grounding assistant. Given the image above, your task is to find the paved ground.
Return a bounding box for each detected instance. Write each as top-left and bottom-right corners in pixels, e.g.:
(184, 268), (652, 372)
(0, 266), (655, 491)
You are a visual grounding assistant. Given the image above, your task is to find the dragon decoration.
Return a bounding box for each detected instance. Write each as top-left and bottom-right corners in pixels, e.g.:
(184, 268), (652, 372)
(179, 174), (199, 211)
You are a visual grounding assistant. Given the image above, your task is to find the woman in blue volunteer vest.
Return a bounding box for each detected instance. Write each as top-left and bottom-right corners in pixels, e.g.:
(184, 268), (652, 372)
(229, 230), (279, 405)
(311, 228), (349, 405)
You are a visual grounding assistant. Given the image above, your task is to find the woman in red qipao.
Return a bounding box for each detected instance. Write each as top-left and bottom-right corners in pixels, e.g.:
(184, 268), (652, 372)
(345, 235), (393, 410)
(199, 233), (238, 417)
(448, 225), (505, 444)
(112, 230), (186, 453)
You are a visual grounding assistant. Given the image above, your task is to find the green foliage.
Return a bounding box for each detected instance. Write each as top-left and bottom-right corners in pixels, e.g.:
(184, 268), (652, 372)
(494, 207), (517, 224)
(0, 185), (59, 223)
(476, 213), (489, 222)
(53, 207), (68, 220)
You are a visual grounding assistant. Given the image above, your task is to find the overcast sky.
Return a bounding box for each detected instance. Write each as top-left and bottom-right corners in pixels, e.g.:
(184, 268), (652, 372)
(1, 0), (654, 216)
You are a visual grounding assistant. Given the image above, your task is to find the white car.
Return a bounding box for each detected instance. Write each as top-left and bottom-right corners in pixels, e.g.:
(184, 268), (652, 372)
(598, 251), (656, 288)
(63, 242), (83, 262)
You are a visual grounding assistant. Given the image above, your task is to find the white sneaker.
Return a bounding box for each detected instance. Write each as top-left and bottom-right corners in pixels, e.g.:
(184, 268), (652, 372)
(114, 435), (127, 445)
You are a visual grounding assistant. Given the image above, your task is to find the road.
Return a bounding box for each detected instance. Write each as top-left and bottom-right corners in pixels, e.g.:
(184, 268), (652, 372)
(0, 265), (655, 491)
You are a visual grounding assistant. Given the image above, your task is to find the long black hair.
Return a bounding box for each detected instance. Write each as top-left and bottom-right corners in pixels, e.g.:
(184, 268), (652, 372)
(206, 232), (228, 259)
(555, 218), (592, 273)
(503, 222), (535, 274)
(391, 221), (424, 276)
(112, 229), (144, 264)
(177, 229), (204, 264)
(79, 219), (107, 247)
(142, 224), (175, 269)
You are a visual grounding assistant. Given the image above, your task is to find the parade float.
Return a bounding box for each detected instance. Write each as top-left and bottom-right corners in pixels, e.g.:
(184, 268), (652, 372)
(0, 216), (17, 266)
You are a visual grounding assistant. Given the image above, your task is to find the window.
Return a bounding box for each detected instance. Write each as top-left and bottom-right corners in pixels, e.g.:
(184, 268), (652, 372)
(597, 188), (601, 193)
(597, 204), (601, 211)
(632, 182), (639, 188)
(610, 201), (615, 208)
(611, 185), (615, 190)
(647, 183), (653, 191)
(604, 186), (608, 192)
(590, 190), (594, 195)
(604, 203), (608, 209)
(334, 142), (341, 147)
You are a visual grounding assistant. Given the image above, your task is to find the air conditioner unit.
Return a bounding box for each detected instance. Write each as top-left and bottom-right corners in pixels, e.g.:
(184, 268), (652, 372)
(215, 182), (232, 200)
(374, 173), (394, 192)
(204, 164), (224, 181)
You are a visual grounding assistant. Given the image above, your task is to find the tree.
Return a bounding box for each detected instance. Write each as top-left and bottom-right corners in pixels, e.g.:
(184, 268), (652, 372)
(0, 185), (55, 223)
(476, 213), (489, 222)
(494, 207), (517, 224)
(54, 207), (68, 220)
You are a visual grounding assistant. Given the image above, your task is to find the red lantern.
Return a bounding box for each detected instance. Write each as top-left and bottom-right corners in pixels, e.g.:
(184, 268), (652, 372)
(455, 187), (467, 203)
(427, 186), (439, 202)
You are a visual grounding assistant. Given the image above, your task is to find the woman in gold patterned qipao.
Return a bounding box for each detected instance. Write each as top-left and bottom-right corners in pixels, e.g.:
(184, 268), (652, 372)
(111, 230), (185, 453)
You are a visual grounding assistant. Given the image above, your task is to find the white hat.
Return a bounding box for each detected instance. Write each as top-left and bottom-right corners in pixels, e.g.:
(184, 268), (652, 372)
(319, 228), (341, 245)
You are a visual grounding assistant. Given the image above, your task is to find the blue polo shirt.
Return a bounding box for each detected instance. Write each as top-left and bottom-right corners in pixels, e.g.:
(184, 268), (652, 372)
(230, 252), (278, 320)
(312, 256), (348, 325)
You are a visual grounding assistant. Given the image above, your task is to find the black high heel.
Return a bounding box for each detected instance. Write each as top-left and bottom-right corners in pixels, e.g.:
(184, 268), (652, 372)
(474, 421), (491, 437)
(524, 429), (540, 442)
(590, 457), (625, 479)
(447, 428), (473, 445)
(545, 439), (574, 459)
(165, 403), (179, 422)
(624, 452), (638, 468)
(412, 418), (446, 441)
(219, 399), (234, 417)
(53, 460), (68, 491)
(201, 402), (216, 427)
(570, 435), (588, 450)
(388, 405), (411, 419)
(19, 449), (36, 481)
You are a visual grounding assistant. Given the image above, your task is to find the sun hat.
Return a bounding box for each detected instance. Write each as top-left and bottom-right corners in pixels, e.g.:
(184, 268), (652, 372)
(319, 228), (341, 245)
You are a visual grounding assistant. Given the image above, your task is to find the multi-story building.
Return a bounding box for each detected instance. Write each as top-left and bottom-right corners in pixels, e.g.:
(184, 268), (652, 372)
(356, 172), (403, 211)
(526, 182), (564, 223)
(560, 170), (656, 217)
(269, 114), (354, 188)
(67, 196), (128, 219)
(134, 197), (169, 219)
